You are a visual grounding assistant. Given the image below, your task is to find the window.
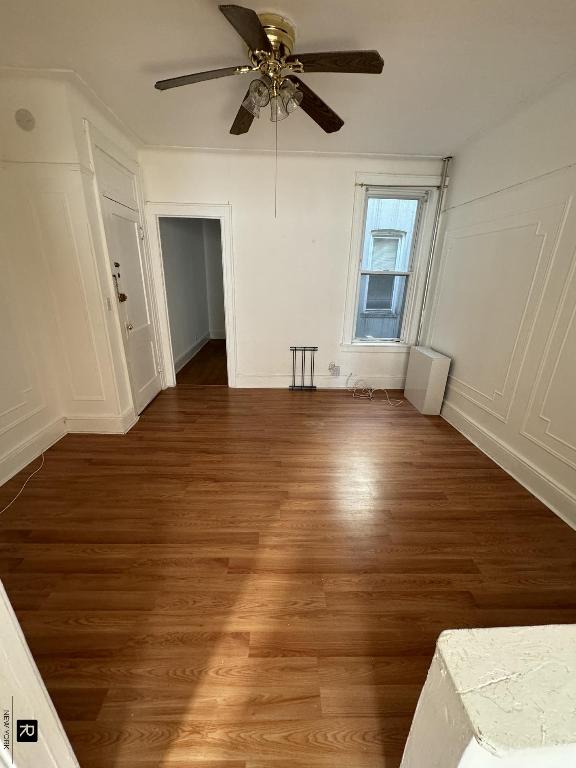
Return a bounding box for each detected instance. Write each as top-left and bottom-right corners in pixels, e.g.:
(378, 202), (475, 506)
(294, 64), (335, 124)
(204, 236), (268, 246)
(362, 229), (406, 314)
(346, 187), (430, 344)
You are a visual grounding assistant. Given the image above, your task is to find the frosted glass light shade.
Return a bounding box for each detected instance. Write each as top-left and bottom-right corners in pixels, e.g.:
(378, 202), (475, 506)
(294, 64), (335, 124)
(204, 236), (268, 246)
(269, 94), (289, 122)
(280, 79), (303, 114)
(242, 79), (271, 118)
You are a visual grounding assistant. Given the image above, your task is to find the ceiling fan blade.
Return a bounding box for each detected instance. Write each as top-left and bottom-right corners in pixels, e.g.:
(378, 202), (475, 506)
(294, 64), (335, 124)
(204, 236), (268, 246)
(230, 90), (255, 135)
(219, 5), (272, 53)
(287, 50), (384, 74)
(155, 66), (245, 90)
(287, 76), (344, 134)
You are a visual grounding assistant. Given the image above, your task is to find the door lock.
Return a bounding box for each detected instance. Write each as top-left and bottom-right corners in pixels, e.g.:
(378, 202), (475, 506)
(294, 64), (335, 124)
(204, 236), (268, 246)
(112, 273), (128, 303)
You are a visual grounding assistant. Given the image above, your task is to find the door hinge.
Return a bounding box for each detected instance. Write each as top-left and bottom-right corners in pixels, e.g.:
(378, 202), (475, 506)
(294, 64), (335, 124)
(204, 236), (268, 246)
(138, 225), (145, 241)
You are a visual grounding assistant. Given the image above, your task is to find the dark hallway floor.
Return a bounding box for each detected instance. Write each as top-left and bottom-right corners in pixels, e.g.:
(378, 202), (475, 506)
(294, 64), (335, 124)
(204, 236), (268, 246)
(176, 339), (228, 386)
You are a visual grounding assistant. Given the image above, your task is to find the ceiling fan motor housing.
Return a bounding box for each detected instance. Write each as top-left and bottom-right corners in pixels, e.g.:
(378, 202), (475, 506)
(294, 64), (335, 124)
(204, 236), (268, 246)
(257, 12), (296, 57)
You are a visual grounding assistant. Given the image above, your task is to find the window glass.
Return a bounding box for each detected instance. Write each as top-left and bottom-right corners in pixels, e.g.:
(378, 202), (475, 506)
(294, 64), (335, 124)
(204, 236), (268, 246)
(360, 198), (419, 272)
(355, 195), (421, 342)
(371, 237), (400, 270)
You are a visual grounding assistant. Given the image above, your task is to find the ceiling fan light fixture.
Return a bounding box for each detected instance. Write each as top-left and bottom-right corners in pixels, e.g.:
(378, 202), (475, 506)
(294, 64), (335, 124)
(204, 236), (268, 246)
(269, 93), (289, 122)
(242, 78), (270, 117)
(279, 79), (303, 114)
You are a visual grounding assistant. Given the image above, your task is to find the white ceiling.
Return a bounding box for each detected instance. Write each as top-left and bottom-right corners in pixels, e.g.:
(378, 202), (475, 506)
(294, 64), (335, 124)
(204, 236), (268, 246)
(2, 0), (576, 155)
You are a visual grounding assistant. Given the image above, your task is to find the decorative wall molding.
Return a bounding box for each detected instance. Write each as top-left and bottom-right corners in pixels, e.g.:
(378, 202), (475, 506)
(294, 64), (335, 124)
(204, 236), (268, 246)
(431, 201), (569, 424)
(430, 164), (576, 528)
(0, 251), (46, 435)
(0, 159), (93, 176)
(521, 208), (576, 470)
(31, 187), (106, 403)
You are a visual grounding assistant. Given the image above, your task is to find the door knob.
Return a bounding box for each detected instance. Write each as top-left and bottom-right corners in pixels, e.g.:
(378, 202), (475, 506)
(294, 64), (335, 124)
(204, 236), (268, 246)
(127, 322), (134, 331)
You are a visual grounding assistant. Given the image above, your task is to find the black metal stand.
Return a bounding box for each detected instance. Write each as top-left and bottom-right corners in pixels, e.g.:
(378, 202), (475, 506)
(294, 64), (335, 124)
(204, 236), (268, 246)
(289, 346), (318, 391)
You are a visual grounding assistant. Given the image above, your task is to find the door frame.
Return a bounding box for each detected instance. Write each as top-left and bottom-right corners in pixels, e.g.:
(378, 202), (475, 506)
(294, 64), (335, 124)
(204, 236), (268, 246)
(145, 203), (237, 388)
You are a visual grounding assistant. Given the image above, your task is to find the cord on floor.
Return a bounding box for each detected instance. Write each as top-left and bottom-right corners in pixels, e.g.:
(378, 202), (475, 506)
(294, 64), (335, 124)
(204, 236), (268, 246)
(0, 453), (45, 516)
(345, 373), (404, 406)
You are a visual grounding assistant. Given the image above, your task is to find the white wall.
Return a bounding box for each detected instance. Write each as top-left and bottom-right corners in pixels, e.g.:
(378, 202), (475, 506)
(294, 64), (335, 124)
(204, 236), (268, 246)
(141, 150), (442, 388)
(0, 160), (66, 481)
(203, 219), (225, 339)
(401, 626), (576, 768)
(426, 72), (576, 526)
(0, 71), (139, 485)
(0, 582), (79, 766)
(160, 218), (210, 371)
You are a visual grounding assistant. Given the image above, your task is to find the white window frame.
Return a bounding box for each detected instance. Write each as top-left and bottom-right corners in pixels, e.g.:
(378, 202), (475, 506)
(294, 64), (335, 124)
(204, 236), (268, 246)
(341, 174), (440, 350)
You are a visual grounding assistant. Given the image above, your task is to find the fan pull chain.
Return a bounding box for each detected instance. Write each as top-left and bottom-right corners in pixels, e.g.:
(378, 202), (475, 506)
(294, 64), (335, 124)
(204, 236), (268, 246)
(274, 117), (278, 218)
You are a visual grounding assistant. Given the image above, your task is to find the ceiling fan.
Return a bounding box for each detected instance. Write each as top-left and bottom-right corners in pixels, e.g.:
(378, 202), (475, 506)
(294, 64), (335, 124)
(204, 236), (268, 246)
(154, 4), (384, 135)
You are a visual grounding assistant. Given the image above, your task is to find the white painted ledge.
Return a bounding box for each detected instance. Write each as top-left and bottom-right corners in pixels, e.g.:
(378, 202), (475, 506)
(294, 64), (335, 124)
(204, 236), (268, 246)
(401, 625), (576, 768)
(339, 342), (410, 353)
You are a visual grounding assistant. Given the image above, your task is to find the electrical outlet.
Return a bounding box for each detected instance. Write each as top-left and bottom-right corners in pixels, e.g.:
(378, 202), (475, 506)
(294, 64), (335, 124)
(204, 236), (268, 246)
(328, 362), (340, 376)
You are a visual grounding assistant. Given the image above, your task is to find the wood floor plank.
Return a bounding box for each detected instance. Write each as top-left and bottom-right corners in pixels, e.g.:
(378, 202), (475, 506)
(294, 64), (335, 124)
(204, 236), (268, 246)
(320, 684), (422, 717)
(64, 717), (408, 762)
(318, 657), (431, 687)
(1, 387), (575, 768)
(37, 656), (320, 690)
(98, 686), (321, 721)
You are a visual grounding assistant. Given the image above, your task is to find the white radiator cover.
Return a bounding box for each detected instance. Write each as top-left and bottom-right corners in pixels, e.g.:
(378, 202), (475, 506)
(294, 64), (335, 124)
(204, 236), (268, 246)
(404, 346), (451, 415)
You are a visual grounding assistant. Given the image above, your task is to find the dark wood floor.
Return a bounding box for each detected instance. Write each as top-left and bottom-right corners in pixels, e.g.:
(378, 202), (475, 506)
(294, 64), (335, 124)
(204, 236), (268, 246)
(177, 340), (228, 386)
(1, 388), (575, 768)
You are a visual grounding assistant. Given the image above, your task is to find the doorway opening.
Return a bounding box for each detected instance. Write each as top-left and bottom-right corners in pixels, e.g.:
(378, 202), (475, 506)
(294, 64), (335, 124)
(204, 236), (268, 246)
(147, 204), (235, 389)
(158, 217), (227, 386)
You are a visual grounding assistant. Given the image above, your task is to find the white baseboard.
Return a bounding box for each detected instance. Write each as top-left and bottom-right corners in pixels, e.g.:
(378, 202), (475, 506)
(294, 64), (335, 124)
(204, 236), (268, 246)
(0, 417), (66, 487)
(210, 329), (226, 340)
(65, 408), (138, 435)
(174, 334), (210, 373)
(442, 400), (576, 531)
(235, 373), (406, 389)
(0, 409), (139, 489)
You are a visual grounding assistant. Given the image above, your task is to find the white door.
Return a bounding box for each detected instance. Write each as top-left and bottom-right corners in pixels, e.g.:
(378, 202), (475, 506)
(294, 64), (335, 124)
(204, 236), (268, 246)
(0, 582), (79, 767)
(102, 197), (161, 414)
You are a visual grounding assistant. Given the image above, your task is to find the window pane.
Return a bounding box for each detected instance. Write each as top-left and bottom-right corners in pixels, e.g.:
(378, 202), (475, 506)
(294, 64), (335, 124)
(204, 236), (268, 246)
(355, 194), (421, 342)
(361, 197), (420, 271)
(355, 274), (408, 341)
(371, 238), (399, 270)
(366, 274), (395, 310)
